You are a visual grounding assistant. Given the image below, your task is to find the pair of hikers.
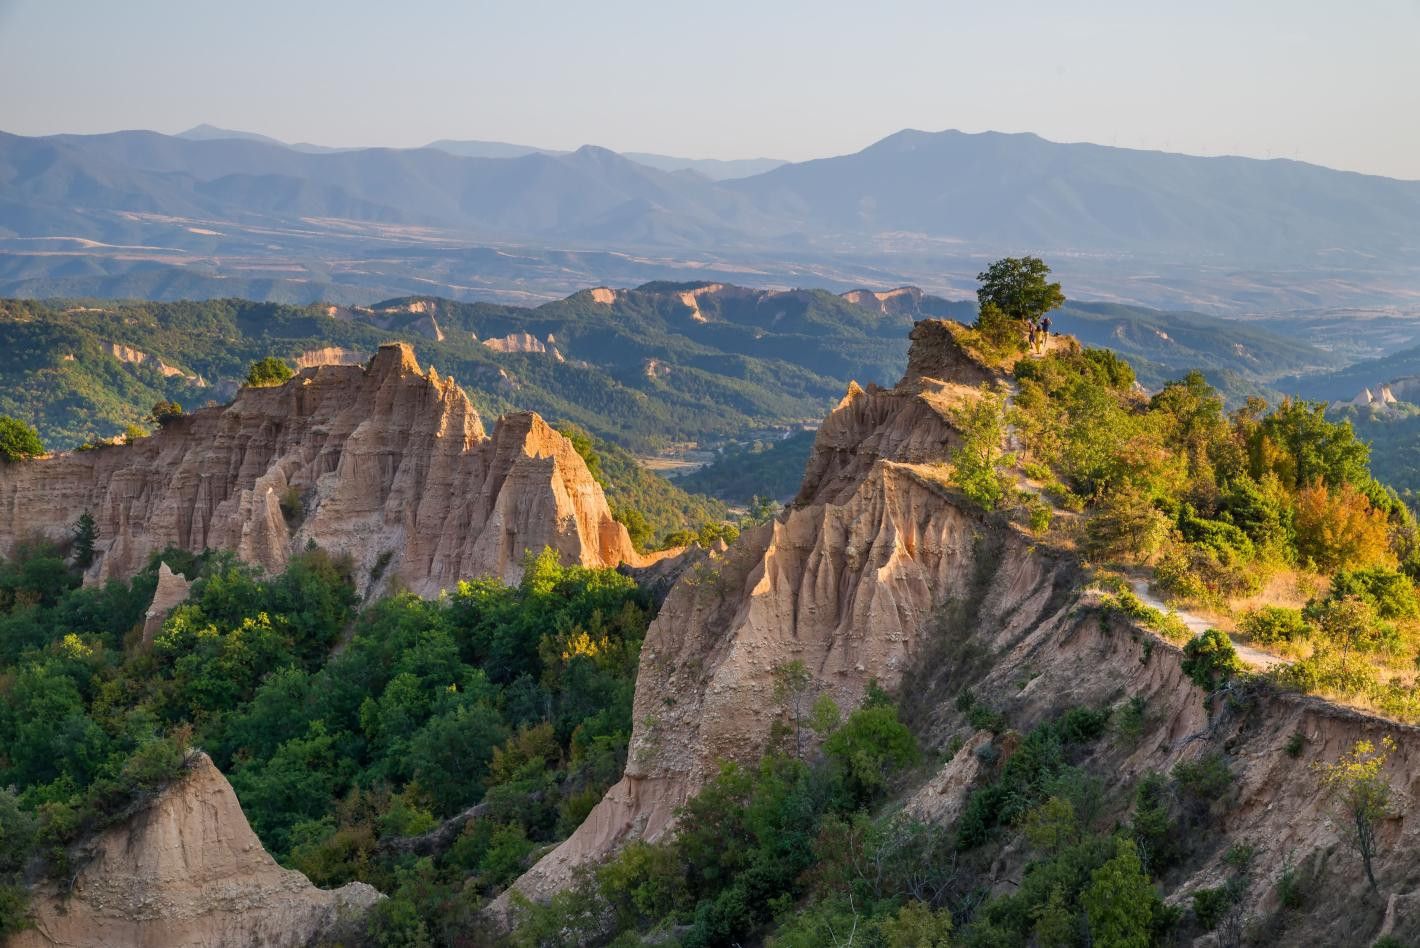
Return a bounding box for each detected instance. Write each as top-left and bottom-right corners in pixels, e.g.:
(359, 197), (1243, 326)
(1027, 316), (1052, 353)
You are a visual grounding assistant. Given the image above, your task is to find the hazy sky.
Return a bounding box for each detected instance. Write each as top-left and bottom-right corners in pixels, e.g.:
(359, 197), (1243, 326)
(3, 0), (1418, 178)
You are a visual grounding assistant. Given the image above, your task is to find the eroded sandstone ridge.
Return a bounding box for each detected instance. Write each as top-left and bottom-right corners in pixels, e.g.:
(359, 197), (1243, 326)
(10, 752), (379, 948)
(506, 320), (1420, 945)
(0, 343), (640, 595)
(505, 320), (995, 900)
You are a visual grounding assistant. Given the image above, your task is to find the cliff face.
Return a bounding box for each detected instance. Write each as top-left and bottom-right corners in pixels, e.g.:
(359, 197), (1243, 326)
(507, 320), (1001, 898)
(10, 753), (379, 948)
(508, 320), (1420, 946)
(0, 343), (640, 595)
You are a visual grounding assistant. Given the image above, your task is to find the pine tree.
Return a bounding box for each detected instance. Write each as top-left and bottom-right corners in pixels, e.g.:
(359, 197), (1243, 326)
(72, 511), (99, 569)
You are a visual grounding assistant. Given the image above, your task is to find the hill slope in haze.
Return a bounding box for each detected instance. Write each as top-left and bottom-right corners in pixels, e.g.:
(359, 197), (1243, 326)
(727, 128), (1420, 261)
(4, 127), (1418, 268)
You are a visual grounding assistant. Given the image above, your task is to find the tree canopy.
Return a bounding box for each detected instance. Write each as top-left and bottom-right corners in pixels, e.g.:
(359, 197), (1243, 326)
(244, 357), (294, 388)
(976, 256), (1066, 325)
(0, 416), (44, 462)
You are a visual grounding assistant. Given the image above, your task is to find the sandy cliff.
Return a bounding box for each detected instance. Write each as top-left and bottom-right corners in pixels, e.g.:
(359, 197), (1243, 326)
(505, 320), (996, 900)
(0, 343), (640, 595)
(506, 319), (1420, 945)
(10, 753), (379, 948)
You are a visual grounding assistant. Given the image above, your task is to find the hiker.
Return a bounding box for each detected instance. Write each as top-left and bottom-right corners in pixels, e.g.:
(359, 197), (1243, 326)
(1027, 324), (1038, 352)
(1040, 316), (1052, 346)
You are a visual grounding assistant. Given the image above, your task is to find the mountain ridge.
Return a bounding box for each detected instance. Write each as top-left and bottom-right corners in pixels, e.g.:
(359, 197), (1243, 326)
(5, 126), (1417, 265)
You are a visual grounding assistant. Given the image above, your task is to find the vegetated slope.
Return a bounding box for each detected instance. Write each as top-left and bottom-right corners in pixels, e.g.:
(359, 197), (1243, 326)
(1049, 300), (1343, 401)
(674, 428), (817, 503)
(1337, 405), (1420, 498)
(0, 343), (643, 595)
(0, 285), (916, 452)
(1282, 339), (1420, 403)
(501, 320), (1420, 946)
(0, 537), (655, 945)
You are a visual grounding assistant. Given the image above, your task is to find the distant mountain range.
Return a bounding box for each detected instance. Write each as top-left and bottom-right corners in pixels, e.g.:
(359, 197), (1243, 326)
(2, 125), (1418, 311)
(178, 124), (787, 179)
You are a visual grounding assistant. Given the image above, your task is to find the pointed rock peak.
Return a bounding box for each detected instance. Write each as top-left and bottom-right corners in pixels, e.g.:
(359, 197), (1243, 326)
(903, 319), (998, 389)
(369, 342), (421, 378)
(837, 380), (865, 410)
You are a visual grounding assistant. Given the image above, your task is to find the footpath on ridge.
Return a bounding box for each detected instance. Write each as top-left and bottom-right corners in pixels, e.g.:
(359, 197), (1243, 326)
(1001, 337), (1288, 673)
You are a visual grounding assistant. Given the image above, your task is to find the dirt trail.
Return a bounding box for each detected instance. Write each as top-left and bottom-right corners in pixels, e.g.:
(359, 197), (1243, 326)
(1001, 357), (1288, 673)
(1126, 577), (1287, 671)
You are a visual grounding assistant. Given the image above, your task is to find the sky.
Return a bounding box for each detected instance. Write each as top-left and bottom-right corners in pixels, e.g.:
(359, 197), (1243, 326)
(2, 0), (1418, 179)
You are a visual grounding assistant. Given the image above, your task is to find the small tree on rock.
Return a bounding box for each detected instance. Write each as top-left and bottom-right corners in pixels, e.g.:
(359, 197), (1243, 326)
(245, 357), (294, 388)
(976, 257), (1065, 327)
(149, 400), (184, 427)
(948, 386), (1009, 510)
(1315, 736), (1395, 895)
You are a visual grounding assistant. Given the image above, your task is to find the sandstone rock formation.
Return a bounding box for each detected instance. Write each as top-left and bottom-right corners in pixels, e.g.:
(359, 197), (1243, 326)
(140, 562), (193, 647)
(505, 319), (1420, 946)
(483, 331), (565, 361)
(108, 342), (204, 384)
(505, 320), (991, 901)
(292, 346), (368, 368)
(0, 343), (641, 595)
(9, 752), (379, 948)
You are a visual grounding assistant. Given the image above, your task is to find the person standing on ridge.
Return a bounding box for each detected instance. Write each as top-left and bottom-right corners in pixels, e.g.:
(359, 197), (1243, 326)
(975, 256), (1066, 356)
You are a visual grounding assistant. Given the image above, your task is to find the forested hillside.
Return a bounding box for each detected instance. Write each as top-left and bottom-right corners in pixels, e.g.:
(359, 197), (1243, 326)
(0, 286), (913, 453)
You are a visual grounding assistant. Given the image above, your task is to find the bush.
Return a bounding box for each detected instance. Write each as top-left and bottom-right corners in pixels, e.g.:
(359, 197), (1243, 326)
(1192, 885), (1231, 930)
(0, 416), (44, 462)
(149, 400), (184, 427)
(1327, 566), (1420, 620)
(1181, 629), (1244, 691)
(823, 704), (919, 804)
(1239, 606), (1310, 646)
(244, 357), (294, 388)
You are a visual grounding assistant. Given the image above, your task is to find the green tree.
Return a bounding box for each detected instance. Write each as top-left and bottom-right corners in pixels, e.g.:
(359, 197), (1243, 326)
(742, 495), (781, 527)
(148, 400), (184, 427)
(823, 704), (919, 805)
(949, 386), (1009, 509)
(1080, 837), (1156, 947)
(1315, 737), (1395, 894)
(976, 256), (1066, 326)
(244, 357), (294, 388)
(771, 660), (814, 758)
(0, 416), (44, 462)
(71, 512), (99, 569)
(1181, 628), (1244, 691)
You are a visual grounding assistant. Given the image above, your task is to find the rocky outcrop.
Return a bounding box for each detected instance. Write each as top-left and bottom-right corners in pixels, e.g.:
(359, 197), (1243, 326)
(141, 562), (192, 647)
(504, 321), (999, 901)
(0, 343), (641, 595)
(840, 285), (925, 316)
(505, 319), (1420, 946)
(483, 332), (565, 361)
(292, 346), (367, 369)
(108, 343), (203, 384)
(9, 752), (379, 948)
